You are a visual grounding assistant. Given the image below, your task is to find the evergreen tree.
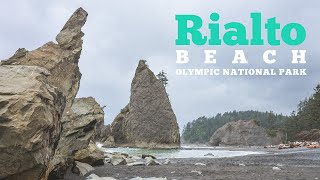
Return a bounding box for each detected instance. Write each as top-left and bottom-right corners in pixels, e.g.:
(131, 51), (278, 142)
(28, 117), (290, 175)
(156, 70), (168, 87)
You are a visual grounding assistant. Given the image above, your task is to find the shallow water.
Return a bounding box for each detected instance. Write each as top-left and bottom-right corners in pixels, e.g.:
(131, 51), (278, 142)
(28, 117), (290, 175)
(99, 144), (265, 159)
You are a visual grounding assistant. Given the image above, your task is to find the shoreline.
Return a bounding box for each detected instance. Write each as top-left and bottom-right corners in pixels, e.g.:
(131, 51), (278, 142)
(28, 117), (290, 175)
(65, 147), (320, 180)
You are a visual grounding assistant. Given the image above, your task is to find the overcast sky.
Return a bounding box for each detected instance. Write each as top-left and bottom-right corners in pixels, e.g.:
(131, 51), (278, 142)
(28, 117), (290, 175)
(0, 1), (319, 130)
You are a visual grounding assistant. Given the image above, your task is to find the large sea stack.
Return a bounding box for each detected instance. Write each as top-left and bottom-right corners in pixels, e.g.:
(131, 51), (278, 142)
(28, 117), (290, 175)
(111, 60), (180, 149)
(209, 120), (283, 146)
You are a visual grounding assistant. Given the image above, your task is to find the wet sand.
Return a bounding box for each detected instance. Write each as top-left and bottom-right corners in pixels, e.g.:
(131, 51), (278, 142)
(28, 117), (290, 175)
(66, 147), (320, 180)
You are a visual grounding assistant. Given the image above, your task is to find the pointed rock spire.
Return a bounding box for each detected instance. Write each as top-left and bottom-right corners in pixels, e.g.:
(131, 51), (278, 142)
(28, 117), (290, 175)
(111, 60), (181, 149)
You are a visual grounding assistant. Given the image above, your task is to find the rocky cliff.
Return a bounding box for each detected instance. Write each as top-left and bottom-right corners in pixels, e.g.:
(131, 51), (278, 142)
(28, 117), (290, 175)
(0, 7), (102, 180)
(0, 66), (66, 179)
(111, 60), (180, 149)
(0, 8), (87, 111)
(209, 120), (282, 146)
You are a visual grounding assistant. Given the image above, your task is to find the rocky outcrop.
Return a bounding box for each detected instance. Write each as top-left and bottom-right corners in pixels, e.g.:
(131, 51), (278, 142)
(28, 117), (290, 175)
(48, 97), (104, 179)
(0, 65), (66, 179)
(0, 7), (87, 111)
(111, 60), (180, 149)
(209, 120), (282, 146)
(0, 7), (95, 179)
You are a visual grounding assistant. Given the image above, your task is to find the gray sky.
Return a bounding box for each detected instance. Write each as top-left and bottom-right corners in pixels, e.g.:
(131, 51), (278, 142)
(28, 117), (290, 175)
(0, 1), (319, 130)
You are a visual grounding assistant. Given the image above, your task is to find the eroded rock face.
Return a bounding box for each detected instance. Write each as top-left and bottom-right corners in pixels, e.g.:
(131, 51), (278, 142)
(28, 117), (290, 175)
(209, 120), (281, 146)
(111, 60), (180, 149)
(0, 7), (91, 179)
(48, 97), (104, 179)
(1, 7), (87, 111)
(0, 65), (66, 179)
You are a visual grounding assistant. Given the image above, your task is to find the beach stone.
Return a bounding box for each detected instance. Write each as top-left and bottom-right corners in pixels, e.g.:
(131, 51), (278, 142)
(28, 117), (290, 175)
(272, 167), (281, 171)
(104, 153), (113, 159)
(145, 157), (161, 166)
(111, 60), (180, 149)
(132, 156), (142, 160)
(142, 154), (156, 159)
(111, 155), (127, 166)
(73, 161), (94, 176)
(121, 153), (129, 158)
(195, 163), (206, 166)
(127, 162), (145, 166)
(86, 174), (117, 180)
(74, 142), (105, 166)
(130, 178), (167, 180)
(104, 158), (111, 164)
(125, 157), (135, 164)
(163, 159), (171, 165)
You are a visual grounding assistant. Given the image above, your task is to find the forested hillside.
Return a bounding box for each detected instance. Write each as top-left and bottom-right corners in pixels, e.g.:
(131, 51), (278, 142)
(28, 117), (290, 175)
(285, 84), (320, 141)
(182, 84), (320, 144)
(182, 111), (289, 143)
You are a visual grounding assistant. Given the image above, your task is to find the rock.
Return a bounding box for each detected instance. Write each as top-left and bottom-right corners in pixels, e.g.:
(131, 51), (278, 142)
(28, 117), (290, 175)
(111, 60), (180, 149)
(86, 174), (117, 180)
(104, 158), (111, 164)
(142, 154), (156, 159)
(95, 123), (112, 142)
(132, 156), (142, 160)
(111, 154), (127, 166)
(0, 65), (66, 179)
(195, 163), (206, 166)
(145, 157), (161, 166)
(127, 162), (145, 166)
(120, 153), (129, 158)
(72, 161), (94, 176)
(209, 120), (282, 146)
(163, 159), (171, 165)
(204, 153), (214, 157)
(272, 167), (281, 171)
(239, 163), (246, 167)
(124, 157), (135, 164)
(191, 170), (202, 175)
(1, 7), (87, 111)
(49, 97), (104, 178)
(0, 7), (90, 179)
(131, 177), (167, 180)
(102, 136), (115, 148)
(104, 153), (113, 159)
(74, 142), (105, 166)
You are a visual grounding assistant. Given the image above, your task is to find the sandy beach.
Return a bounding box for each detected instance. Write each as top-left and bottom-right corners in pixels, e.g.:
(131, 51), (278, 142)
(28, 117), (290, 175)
(65, 147), (320, 180)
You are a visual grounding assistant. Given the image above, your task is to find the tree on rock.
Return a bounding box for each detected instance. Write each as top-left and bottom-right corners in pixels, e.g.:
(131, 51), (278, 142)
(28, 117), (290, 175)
(157, 70), (168, 87)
